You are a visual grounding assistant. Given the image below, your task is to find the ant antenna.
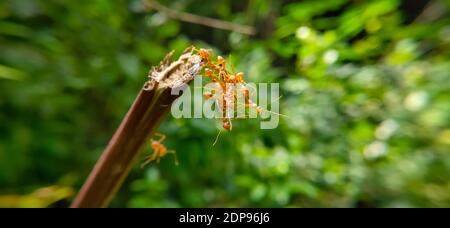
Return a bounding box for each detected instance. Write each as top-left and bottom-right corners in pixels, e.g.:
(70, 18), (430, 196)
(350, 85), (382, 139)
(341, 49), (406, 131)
(213, 129), (222, 146)
(168, 150), (179, 166)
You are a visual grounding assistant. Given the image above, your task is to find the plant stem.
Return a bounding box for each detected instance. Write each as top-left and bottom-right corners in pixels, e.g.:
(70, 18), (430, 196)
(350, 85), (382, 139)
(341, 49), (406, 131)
(141, 0), (256, 36)
(71, 47), (202, 208)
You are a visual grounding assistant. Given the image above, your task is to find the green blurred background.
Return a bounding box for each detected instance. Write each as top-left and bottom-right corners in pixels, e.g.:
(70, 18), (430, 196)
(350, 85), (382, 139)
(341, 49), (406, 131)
(0, 0), (449, 208)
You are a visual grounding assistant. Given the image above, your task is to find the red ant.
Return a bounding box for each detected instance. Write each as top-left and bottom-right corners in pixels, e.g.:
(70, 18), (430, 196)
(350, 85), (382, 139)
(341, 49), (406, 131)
(194, 48), (268, 130)
(141, 133), (178, 168)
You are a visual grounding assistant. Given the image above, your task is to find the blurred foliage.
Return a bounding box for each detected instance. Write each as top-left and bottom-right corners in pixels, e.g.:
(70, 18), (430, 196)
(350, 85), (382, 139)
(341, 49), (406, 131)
(0, 185), (73, 208)
(0, 0), (449, 208)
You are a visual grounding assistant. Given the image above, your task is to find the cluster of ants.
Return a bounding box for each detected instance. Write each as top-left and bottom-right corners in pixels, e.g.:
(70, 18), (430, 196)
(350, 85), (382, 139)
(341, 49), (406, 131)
(141, 48), (268, 167)
(196, 48), (265, 131)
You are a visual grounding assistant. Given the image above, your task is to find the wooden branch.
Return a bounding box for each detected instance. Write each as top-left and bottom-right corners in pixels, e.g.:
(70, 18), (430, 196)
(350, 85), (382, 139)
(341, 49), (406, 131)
(141, 0), (256, 36)
(71, 47), (202, 208)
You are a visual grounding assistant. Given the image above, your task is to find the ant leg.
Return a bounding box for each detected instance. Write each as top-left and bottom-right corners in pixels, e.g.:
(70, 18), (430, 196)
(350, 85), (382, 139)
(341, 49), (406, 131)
(154, 133), (166, 143)
(141, 150), (158, 169)
(235, 102), (289, 118)
(167, 150), (179, 166)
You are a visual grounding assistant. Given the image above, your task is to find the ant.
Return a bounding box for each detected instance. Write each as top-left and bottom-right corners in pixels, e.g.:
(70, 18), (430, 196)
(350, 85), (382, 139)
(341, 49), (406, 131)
(141, 133), (178, 168)
(202, 82), (234, 131)
(194, 48), (269, 131)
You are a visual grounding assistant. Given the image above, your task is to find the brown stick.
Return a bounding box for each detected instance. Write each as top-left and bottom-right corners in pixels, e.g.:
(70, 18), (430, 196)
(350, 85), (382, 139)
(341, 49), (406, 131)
(71, 47), (202, 208)
(141, 0), (256, 36)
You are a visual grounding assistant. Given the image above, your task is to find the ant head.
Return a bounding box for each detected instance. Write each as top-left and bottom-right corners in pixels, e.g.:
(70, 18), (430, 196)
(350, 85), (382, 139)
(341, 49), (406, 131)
(217, 56), (226, 68)
(203, 92), (213, 99)
(198, 49), (211, 61)
(256, 106), (263, 113)
(223, 120), (231, 131)
(241, 87), (250, 96)
(236, 72), (244, 82)
(205, 68), (213, 76)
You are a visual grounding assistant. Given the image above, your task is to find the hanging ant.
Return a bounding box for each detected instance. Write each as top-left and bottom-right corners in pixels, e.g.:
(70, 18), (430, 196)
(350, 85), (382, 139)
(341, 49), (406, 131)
(141, 133), (178, 168)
